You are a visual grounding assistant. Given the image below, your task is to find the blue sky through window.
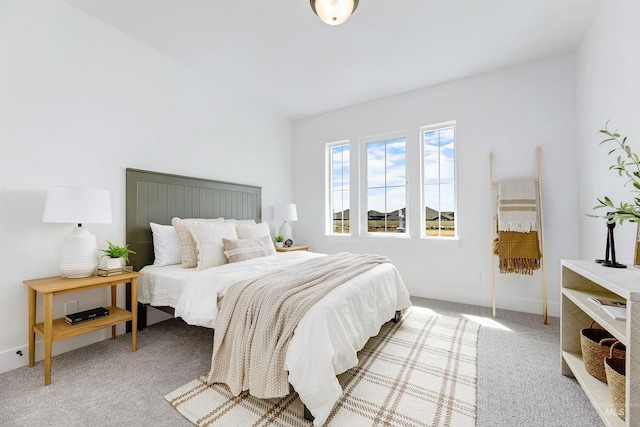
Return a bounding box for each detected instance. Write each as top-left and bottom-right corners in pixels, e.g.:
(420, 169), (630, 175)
(367, 138), (406, 214)
(424, 127), (455, 212)
(331, 145), (350, 214)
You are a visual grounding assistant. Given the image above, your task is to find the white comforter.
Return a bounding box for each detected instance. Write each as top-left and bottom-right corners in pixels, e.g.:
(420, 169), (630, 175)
(168, 252), (412, 426)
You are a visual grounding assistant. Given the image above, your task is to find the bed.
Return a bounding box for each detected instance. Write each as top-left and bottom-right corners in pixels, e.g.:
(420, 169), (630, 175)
(125, 168), (412, 426)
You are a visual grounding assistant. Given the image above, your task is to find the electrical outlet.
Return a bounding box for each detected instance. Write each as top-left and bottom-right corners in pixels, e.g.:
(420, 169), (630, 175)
(473, 272), (481, 283)
(65, 301), (78, 315)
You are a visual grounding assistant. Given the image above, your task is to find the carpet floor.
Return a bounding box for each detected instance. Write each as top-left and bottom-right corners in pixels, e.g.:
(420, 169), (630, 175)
(0, 297), (603, 426)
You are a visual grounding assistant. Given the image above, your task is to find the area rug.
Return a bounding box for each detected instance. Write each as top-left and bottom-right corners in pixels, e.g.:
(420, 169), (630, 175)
(165, 306), (479, 426)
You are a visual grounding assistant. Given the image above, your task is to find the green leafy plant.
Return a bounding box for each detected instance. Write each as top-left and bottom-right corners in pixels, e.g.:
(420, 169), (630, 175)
(274, 235), (284, 243)
(100, 241), (136, 263)
(593, 121), (640, 223)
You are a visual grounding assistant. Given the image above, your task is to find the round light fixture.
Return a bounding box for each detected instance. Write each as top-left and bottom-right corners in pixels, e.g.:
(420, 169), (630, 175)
(310, 0), (359, 26)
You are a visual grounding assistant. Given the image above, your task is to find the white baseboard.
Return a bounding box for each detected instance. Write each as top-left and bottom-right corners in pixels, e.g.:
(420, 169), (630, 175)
(0, 328), (115, 375)
(413, 287), (560, 318)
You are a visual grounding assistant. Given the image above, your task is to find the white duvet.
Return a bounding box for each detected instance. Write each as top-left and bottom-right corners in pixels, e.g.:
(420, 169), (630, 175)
(149, 252), (412, 426)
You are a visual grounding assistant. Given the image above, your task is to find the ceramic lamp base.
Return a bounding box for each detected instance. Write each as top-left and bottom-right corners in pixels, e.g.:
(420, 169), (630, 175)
(59, 226), (98, 278)
(279, 221), (292, 241)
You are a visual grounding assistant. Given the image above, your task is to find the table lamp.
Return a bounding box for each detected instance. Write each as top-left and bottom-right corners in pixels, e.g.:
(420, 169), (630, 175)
(42, 186), (112, 278)
(273, 203), (297, 242)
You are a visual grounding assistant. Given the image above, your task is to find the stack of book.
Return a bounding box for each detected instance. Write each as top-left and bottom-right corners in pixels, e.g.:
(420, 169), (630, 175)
(64, 307), (110, 326)
(588, 297), (627, 320)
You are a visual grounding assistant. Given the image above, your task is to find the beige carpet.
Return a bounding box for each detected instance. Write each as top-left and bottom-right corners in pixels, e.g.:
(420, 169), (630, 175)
(165, 306), (480, 426)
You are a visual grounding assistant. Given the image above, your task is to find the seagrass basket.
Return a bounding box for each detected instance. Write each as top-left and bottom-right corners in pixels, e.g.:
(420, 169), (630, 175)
(580, 322), (625, 382)
(605, 341), (626, 420)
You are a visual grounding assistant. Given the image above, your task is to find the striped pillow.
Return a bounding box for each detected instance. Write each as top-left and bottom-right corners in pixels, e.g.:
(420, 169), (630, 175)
(223, 235), (276, 263)
(171, 217), (224, 268)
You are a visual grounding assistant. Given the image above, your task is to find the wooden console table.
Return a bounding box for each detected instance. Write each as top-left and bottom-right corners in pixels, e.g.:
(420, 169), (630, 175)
(23, 271), (141, 385)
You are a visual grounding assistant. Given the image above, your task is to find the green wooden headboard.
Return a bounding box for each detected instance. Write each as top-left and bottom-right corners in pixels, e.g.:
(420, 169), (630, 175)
(125, 168), (262, 271)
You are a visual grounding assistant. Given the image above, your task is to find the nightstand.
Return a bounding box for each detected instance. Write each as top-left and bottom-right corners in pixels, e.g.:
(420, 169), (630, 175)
(276, 245), (310, 252)
(23, 271), (141, 385)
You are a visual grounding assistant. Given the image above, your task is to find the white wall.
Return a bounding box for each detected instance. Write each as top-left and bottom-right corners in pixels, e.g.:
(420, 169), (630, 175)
(0, 1), (292, 373)
(292, 54), (579, 317)
(577, 1), (640, 263)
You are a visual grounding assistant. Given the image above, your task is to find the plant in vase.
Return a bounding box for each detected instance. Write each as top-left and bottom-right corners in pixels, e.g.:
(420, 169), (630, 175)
(274, 235), (284, 248)
(100, 241), (136, 269)
(590, 122), (640, 268)
(592, 122), (640, 223)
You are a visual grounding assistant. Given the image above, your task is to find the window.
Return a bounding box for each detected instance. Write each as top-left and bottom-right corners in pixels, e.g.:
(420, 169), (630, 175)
(422, 122), (456, 238)
(327, 142), (350, 234)
(363, 134), (407, 234)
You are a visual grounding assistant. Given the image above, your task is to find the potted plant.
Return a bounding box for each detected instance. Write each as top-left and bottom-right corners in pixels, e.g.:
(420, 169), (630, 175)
(274, 235), (284, 248)
(593, 122), (640, 223)
(100, 241), (136, 269)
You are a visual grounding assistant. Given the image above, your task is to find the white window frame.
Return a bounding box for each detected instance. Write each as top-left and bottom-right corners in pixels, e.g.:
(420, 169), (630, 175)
(325, 140), (351, 236)
(359, 130), (409, 238)
(420, 121), (457, 239)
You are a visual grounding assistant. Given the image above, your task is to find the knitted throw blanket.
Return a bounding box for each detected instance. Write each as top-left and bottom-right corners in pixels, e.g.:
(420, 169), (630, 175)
(497, 178), (537, 232)
(206, 253), (390, 399)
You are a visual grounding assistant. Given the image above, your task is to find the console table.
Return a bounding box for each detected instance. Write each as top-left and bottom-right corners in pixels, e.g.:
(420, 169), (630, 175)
(561, 259), (640, 427)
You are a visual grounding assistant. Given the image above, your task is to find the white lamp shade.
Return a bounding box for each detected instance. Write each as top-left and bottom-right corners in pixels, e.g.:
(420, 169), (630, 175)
(43, 186), (112, 225)
(42, 186), (111, 278)
(273, 204), (298, 222)
(311, 0), (357, 25)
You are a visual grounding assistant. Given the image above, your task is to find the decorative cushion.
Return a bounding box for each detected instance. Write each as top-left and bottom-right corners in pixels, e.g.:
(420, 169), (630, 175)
(186, 221), (238, 270)
(223, 235), (276, 263)
(224, 219), (257, 225)
(150, 222), (181, 266)
(235, 222), (271, 240)
(171, 217), (224, 268)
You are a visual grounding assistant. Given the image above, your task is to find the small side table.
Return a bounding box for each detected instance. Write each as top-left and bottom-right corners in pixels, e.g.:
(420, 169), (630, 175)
(23, 271), (141, 385)
(276, 245), (310, 252)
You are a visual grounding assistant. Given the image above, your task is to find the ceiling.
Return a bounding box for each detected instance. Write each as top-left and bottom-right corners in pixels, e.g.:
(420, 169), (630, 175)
(68, 0), (602, 120)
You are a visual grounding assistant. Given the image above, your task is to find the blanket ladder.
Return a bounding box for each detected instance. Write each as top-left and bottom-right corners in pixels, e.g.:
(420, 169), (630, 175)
(489, 146), (547, 324)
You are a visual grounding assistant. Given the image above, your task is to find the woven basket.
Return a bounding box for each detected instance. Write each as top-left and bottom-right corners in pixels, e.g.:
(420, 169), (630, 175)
(580, 322), (625, 382)
(605, 341), (626, 421)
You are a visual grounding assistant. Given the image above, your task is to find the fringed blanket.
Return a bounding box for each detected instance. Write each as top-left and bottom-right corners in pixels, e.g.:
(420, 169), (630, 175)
(495, 178), (541, 274)
(206, 253), (390, 399)
(493, 231), (541, 275)
(497, 178), (538, 233)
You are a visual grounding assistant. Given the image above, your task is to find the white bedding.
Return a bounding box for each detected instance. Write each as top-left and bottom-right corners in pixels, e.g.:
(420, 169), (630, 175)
(140, 251), (411, 426)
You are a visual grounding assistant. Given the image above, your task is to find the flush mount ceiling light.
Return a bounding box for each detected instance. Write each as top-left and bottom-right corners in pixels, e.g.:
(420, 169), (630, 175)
(310, 0), (359, 25)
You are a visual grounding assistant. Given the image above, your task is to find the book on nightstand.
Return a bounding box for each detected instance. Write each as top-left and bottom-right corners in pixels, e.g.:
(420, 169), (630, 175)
(64, 307), (110, 325)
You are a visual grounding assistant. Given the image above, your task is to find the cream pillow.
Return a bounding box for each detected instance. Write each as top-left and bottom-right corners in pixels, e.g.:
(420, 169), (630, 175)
(224, 218), (257, 225)
(235, 222), (271, 240)
(223, 235), (276, 263)
(187, 221), (238, 270)
(150, 222), (181, 266)
(171, 217), (224, 268)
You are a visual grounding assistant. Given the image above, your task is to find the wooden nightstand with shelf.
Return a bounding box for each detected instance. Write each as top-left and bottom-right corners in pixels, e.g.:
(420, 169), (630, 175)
(23, 271), (141, 385)
(276, 245), (310, 252)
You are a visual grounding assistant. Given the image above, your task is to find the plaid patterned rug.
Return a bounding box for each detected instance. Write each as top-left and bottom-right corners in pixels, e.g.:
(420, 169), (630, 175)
(165, 306), (479, 426)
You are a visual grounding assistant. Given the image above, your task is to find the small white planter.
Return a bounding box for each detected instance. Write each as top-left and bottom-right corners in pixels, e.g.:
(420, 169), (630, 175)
(105, 257), (123, 269)
(275, 242), (284, 248)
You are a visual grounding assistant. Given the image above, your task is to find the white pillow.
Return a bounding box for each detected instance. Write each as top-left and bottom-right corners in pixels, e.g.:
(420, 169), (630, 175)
(235, 222), (271, 240)
(186, 221), (238, 270)
(224, 219), (257, 225)
(223, 235), (276, 263)
(172, 217), (224, 268)
(150, 222), (181, 266)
